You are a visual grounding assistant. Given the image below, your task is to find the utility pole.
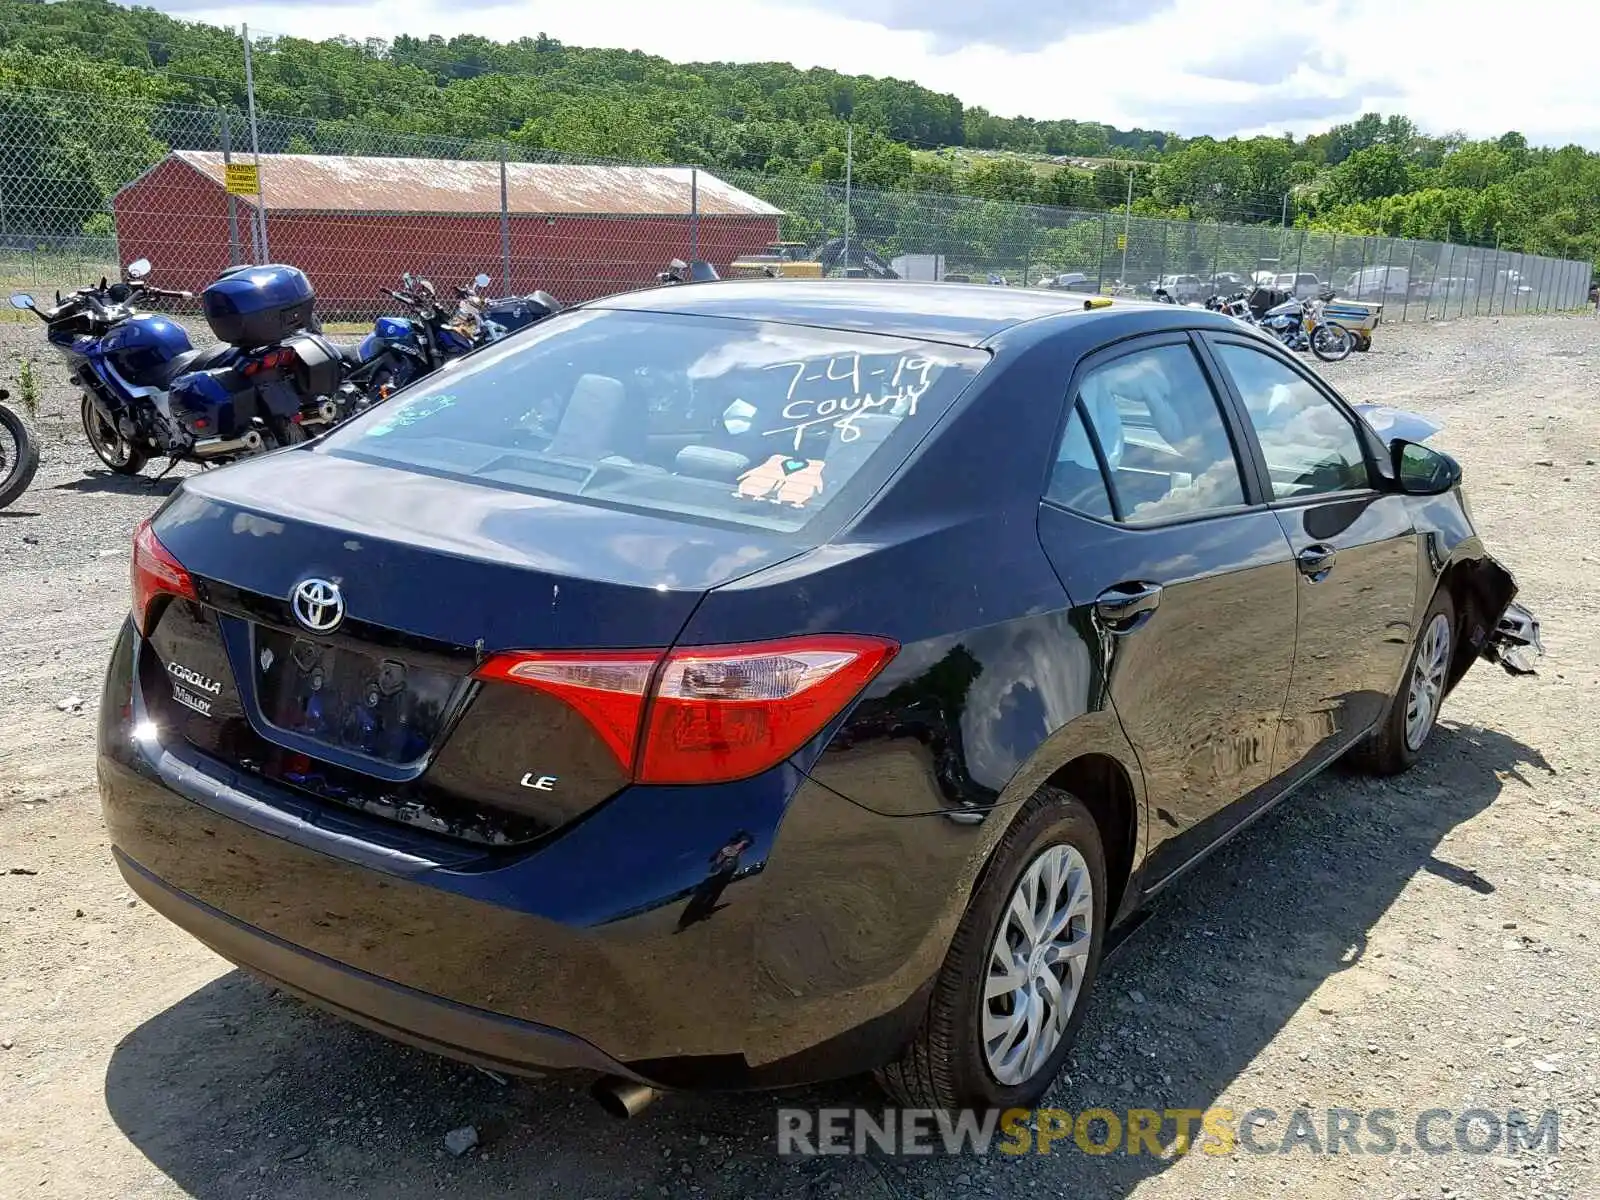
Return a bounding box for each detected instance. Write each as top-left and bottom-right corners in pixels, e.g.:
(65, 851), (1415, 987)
(1119, 168), (1132, 289)
(841, 124), (853, 277)
(242, 24), (268, 261)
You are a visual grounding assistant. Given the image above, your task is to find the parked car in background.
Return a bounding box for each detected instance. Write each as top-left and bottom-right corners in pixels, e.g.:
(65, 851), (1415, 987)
(1209, 271), (1250, 294)
(1346, 265), (1409, 299)
(1040, 272), (1099, 294)
(1147, 274), (1206, 303)
(1274, 272), (1326, 299)
(99, 282), (1540, 1116)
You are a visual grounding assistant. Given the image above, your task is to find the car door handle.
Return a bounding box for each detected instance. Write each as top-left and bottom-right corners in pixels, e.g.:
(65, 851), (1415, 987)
(1296, 543), (1338, 580)
(1094, 582), (1163, 633)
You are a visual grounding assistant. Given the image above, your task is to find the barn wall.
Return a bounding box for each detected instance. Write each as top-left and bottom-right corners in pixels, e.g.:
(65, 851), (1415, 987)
(259, 211), (504, 315)
(112, 159), (240, 293)
(114, 158), (784, 316)
(508, 213), (783, 302)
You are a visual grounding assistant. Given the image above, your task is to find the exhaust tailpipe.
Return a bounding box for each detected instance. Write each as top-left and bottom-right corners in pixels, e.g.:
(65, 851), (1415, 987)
(190, 428), (265, 459)
(301, 399), (339, 426)
(590, 1076), (658, 1119)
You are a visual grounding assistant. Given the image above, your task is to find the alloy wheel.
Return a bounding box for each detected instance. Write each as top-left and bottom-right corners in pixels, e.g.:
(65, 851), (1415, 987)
(981, 843), (1094, 1086)
(1405, 612), (1452, 750)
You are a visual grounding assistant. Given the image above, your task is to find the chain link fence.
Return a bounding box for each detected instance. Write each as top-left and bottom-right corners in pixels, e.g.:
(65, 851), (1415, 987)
(3, 84), (1593, 326)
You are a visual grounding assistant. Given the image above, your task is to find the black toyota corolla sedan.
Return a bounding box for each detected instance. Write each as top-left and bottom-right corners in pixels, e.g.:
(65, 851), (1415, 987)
(98, 281), (1541, 1114)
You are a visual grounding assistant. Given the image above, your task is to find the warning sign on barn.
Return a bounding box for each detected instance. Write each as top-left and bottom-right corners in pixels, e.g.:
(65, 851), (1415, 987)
(224, 163), (260, 195)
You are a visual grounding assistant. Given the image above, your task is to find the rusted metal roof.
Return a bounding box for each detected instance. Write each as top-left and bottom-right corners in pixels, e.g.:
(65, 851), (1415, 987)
(168, 151), (783, 217)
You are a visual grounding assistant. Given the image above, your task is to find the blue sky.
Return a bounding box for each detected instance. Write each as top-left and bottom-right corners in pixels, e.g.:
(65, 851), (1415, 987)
(141, 0), (1600, 149)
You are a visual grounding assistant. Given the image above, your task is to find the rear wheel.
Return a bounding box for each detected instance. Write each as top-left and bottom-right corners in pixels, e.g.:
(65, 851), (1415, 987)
(266, 416), (308, 450)
(1348, 590), (1455, 775)
(876, 789), (1107, 1110)
(80, 395), (147, 475)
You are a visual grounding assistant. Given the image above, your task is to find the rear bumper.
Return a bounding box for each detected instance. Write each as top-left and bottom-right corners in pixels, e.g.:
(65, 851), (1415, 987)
(98, 619), (977, 1090)
(115, 847), (647, 1082)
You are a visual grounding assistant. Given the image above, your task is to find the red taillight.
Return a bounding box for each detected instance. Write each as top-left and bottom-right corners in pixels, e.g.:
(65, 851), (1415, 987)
(131, 519), (196, 635)
(475, 635), (897, 784)
(475, 650), (659, 772)
(241, 347), (298, 377)
(639, 636), (897, 784)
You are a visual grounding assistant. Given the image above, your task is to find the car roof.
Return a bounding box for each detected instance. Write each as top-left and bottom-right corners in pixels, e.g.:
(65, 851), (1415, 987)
(589, 278), (1172, 348)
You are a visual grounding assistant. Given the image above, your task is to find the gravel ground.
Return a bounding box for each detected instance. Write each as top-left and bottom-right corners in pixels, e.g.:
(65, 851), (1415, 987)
(1, 311), (1597, 1199)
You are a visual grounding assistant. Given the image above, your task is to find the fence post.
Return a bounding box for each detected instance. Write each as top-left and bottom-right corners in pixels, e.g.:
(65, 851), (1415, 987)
(221, 108), (243, 267)
(841, 125), (852, 276)
(499, 144), (512, 291)
(1400, 244), (1417, 323)
(1095, 215), (1107, 292)
(1119, 170), (1132, 289)
(1293, 229), (1304, 279)
(241, 23), (268, 261)
(690, 167), (699, 264)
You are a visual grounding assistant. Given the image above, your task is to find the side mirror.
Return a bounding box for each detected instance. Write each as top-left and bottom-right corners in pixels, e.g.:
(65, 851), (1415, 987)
(474, 273), (491, 289)
(126, 258), (152, 280)
(9, 294), (35, 311)
(1391, 439), (1461, 496)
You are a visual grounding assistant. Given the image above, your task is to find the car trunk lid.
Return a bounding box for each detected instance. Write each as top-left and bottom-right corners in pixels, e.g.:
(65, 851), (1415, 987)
(141, 451), (802, 844)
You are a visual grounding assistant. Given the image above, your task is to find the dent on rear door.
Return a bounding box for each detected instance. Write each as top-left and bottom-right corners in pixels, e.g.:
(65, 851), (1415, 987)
(1269, 494), (1419, 777)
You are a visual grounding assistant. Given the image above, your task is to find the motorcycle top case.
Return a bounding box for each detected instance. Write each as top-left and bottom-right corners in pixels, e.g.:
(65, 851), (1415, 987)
(484, 291), (559, 333)
(202, 264), (315, 347)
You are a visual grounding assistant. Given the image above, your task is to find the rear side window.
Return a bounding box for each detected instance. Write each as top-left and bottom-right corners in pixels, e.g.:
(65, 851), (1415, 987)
(321, 309), (987, 535)
(1049, 343), (1246, 523)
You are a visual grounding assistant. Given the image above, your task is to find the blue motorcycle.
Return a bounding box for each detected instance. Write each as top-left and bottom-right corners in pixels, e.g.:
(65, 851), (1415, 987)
(10, 259), (360, 475)
(350, 272), (560, 398)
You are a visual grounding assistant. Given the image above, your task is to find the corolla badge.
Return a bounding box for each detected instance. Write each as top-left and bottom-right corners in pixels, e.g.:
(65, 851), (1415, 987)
(291, 577), (345, 634)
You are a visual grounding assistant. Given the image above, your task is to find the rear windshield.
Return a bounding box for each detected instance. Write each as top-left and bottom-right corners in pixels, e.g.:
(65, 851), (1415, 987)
(320, 309), (987, 535)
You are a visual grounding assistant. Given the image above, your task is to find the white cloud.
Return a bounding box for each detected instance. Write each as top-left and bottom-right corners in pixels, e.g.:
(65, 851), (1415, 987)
(146, 0), (1600, 148)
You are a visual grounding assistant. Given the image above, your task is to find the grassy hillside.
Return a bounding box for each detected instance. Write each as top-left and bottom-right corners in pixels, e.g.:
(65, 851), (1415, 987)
(0, 0), (1595, 269)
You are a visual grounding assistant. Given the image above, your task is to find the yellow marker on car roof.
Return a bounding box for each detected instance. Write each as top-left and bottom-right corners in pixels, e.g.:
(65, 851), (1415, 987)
(1082, 296), (1113, 310)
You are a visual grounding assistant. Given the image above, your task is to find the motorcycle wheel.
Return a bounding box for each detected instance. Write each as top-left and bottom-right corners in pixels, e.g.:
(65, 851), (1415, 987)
(1311, 324), (1354, 362)
(0, 403), (42, 510)
(80, 395), (148, 475)
(266, 416), (308, 449)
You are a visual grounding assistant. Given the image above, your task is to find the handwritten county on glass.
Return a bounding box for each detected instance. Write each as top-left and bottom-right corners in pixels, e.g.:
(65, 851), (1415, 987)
(757, 353), (939, 451)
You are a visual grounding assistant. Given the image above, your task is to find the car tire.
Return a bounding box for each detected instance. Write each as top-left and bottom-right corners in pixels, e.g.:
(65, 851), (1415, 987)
(875, 787), (1108, 1111)
(1348, 589), (1456, 776)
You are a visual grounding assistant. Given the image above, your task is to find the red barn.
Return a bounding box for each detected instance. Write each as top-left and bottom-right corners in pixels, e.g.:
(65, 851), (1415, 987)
(112, 150), (783, 311)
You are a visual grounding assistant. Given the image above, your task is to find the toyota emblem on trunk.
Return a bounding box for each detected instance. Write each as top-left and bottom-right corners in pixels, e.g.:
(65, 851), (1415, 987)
(291, 578), (345, 634)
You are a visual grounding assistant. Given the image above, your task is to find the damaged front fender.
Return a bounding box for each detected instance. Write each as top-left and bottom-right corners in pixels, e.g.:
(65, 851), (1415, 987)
(1466, 552), (1543, 677)
(1486, 599), (1543, 676)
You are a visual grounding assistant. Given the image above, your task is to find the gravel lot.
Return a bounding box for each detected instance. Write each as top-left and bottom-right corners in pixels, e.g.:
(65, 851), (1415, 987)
(2, 311), (1597, 1199)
